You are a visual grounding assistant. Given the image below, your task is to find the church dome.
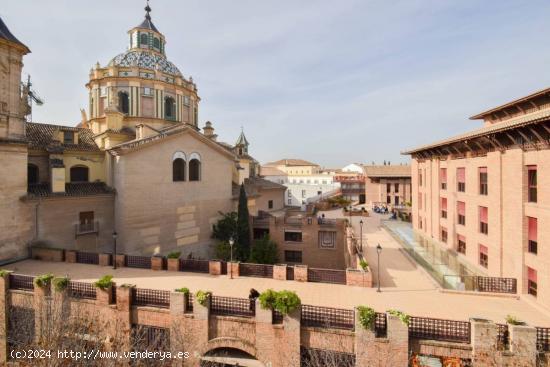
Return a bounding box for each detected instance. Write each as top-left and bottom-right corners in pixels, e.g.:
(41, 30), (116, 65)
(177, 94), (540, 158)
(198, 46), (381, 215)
(108, 50), (182, 77)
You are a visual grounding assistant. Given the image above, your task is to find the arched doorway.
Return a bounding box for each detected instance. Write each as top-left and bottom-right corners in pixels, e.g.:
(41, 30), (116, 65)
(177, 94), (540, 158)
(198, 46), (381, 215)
(201, 348), (265, 367)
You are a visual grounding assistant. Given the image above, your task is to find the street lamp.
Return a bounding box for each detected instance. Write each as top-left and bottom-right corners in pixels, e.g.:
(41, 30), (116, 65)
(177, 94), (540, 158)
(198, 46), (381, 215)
(359, 220), (364, 253)
(112, 231), (118, 270)
(229, 237), (235, 279)
(376, 244), (382, 292)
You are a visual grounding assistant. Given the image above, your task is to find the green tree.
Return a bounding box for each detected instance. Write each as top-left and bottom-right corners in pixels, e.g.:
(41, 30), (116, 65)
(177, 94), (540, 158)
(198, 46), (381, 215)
(212, 211), (238, 242)
(237, 184), (251, 261)
(249, 235), (278, 264)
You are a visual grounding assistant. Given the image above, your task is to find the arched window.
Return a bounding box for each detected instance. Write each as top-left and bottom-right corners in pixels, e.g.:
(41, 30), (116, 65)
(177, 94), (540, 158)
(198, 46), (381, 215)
(70, 166), (89, 182)
(118, 91), (129, 114)
(165, 97), (175, 120)
(153, 37), (160, 49)
(28, 164), (39, 185)
(140, 33), (148, 46)
(172, 152), (186, 182)
(189, 152), (201, 181)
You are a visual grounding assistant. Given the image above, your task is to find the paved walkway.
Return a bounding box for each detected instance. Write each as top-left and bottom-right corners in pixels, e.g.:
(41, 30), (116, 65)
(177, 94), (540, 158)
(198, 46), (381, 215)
(6, 258), (550, 326)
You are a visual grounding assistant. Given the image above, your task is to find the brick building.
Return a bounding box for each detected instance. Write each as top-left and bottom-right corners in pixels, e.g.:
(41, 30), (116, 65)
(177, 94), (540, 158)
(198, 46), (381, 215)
(363, 165), (412, 207)
(404, 87), (550, 312)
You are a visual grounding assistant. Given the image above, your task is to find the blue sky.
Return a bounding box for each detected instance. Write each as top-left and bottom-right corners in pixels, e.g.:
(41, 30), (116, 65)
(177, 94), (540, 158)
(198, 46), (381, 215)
(3, 0), (550, 167)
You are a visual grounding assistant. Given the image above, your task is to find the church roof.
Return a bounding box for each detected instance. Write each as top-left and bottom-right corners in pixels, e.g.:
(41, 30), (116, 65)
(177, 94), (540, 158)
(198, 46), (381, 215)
(0, 16), (30, 53)
(235, 131), (249, 146)
(135, 1), (159, 32)
(27, 182), (115, 199)
(109, 50), (182, 77)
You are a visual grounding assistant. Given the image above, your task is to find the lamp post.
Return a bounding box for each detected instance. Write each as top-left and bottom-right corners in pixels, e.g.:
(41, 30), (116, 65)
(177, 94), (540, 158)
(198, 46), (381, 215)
(359, 220), (363, 253)
(112, 231), (118, 270)
(229, 237), (234, 279)
(376, 244), (382, 292)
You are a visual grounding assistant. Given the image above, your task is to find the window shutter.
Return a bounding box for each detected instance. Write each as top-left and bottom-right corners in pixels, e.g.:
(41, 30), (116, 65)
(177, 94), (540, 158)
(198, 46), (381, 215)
(457, 168), (465, 183)
(440, 168), (447, 183)
(479, 206), (488, 222)
(457, 201), (465, 216)
(528, 267), (537, 282)
(441, 197), (447, 210)
(528, 217), (537, 241)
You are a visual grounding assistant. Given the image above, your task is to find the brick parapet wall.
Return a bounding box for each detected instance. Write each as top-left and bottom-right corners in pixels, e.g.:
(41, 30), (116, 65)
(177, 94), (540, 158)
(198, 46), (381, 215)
(0, 284), (545, 366)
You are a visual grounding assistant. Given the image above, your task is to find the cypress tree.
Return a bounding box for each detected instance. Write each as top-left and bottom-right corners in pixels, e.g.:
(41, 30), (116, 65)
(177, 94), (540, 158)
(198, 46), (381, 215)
(237, 183), (251, 261)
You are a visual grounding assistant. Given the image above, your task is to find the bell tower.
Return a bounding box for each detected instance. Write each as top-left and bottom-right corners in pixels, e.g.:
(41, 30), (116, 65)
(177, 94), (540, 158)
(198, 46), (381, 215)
(0, 15), (33, 262)
(0, 16), (30, 141)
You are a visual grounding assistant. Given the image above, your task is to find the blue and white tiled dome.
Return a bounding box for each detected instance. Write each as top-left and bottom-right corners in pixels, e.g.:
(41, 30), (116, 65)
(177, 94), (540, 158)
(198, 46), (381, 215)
(109, 50), (182, 77)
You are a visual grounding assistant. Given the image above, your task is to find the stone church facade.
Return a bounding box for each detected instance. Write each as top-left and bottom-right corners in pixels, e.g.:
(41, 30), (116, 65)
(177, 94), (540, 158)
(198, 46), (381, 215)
(0, 5), (285, 261)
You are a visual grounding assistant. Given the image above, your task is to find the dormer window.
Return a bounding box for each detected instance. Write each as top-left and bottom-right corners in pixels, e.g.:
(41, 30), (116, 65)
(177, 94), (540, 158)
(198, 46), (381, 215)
(63, 131), (74, 144)
(140, 33), (148, 46)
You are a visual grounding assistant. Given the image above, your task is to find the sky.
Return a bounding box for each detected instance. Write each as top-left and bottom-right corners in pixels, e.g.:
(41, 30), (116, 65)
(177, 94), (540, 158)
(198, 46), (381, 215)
(3, 0), (550, 167)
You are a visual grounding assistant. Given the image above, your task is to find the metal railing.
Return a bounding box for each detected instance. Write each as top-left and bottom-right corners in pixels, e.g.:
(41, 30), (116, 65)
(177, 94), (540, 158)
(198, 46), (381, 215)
(180, 259), (209, 273)
(307, 268), (346, 285)
(126, 255), (151, 269)
(75, 221), (99, 235)
(409, 316), (471, 344)
(185, 294), (194, 312)
(9, 274), (34, 291)
(131, 325), (170, 351)
(132, 288), (170, 308)
(537, 327), (550, 352)
(68, 281), (96, 300)
(475, 276), (517, 294)
(239, 263), (274, 278)
(211, 296), (255, 318)
(300, 347), (356, 367)
(301, 304), (354, 330)
(273, 310), (284, 324)
(284, 216), (303, 226)
(76, 251), (99, 265)
(375, 312), (387, 337)
(497, 323), (509, 350)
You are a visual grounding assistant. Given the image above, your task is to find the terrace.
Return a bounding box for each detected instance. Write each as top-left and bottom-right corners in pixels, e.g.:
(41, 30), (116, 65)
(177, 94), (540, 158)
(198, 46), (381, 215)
(4, 258), (550, 326)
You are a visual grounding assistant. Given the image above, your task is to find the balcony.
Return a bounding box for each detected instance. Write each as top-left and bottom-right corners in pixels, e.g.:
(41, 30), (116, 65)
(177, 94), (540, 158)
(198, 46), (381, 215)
(75, 221), (99, 236)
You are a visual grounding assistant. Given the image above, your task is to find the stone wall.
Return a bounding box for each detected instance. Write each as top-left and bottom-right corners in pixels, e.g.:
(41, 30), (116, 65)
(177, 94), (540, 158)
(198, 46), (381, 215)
(113, 131), (235, 257)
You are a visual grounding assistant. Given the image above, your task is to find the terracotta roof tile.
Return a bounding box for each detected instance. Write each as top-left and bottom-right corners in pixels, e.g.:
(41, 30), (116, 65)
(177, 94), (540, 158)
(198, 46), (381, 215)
(363, 165), (411, 178)
(26, 182), (115, 199)
(26, 122), (100, 152)
(265, 158), (318, 167)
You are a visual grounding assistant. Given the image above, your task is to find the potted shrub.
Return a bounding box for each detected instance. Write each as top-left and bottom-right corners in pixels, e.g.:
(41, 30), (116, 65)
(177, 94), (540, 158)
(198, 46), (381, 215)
(359, 259), (369, 271)
(357, 306), (376, 330)
(94, 275), (114, 304)
(167, 251), (181, 272)
(505, 314), (525, 326)
(52, 276), (70, 292)
(175, 287), (189, 295)
(34, 273), (54, 294)
(274, 290), (301, 315)
(195, 290), (212, 307)
(259, 289), (278, 310)
(387, 309), (410, 326)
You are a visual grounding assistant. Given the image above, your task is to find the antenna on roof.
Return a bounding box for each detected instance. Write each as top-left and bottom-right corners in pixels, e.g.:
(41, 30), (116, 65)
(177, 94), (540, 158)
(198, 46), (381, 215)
(22, 75), (44, 122)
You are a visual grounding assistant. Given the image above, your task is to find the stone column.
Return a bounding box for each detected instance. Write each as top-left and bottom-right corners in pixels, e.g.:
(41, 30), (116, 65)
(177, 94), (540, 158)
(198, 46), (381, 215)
(294, 265), (308, 282)
(115, 254), (126, 268)
(0, 271), (11, 363)
(33, 280), (51, 344)
(354, 308), (376, 366)
(65, 250), (76, 263)
(509, 324), (537, 366)
(170, 291), (186, 367)
(273, 264), (287, 280)
(51, 277), (69, 321)
(151, 256), (164, 271)
(167, 258), (180, 272)
(228, 262), (240, 278)
(187, 293), (211, 366)
(209, 260), (222, 276)
(99, 253), (111, 267)
(386, 313), (409, 366)
(96, 285), (113, 306)
(471, 319), (500, 366)
(255, 299), (278, 366)
(280, 305), (301, 366)
(115, 285), (134, 352)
